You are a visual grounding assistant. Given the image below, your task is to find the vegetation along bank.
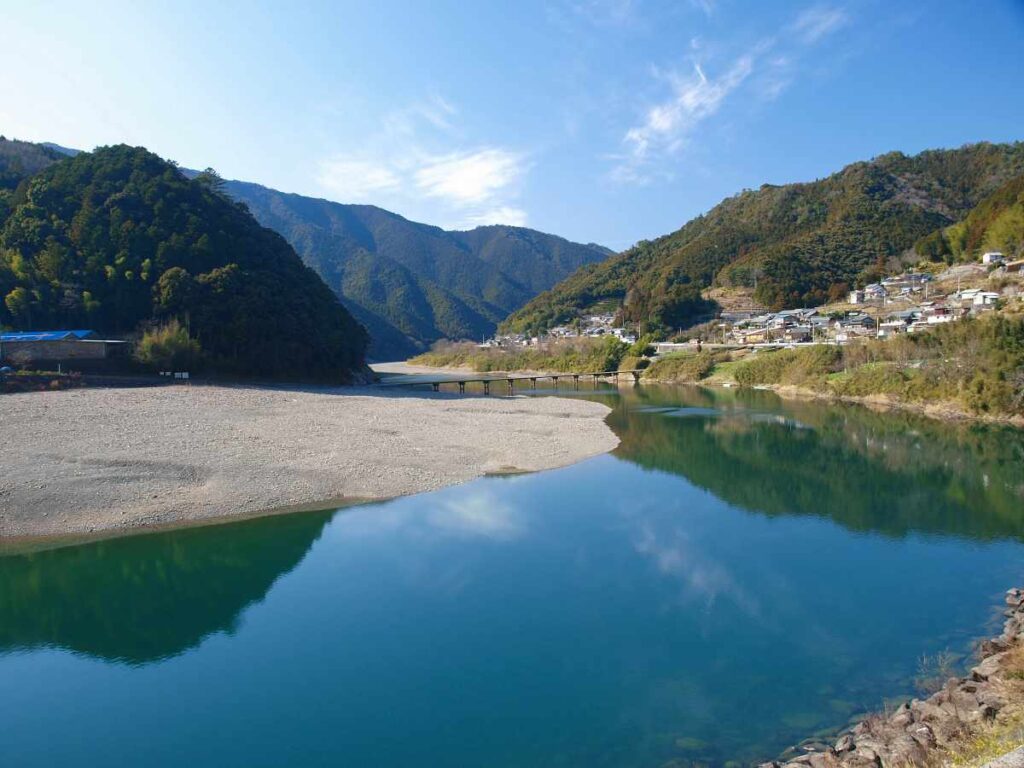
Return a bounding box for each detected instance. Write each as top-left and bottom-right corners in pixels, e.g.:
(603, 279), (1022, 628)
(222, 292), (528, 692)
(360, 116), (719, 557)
(643, 314), (1024, 422)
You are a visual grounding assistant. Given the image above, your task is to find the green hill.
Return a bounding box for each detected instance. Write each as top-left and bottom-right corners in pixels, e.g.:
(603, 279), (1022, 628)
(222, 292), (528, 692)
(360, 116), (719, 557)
(915, 172), (1024, 261)
(0, 145), (368, 380)
(223, 180), (612, 359)
(503, 142), (1024, 334)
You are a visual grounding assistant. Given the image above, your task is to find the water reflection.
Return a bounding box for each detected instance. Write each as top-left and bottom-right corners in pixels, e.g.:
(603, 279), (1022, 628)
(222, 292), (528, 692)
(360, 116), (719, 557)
(0, 510), (332, 664)
(608, 386), (1024, 542)
(1, 387), (1022, 768)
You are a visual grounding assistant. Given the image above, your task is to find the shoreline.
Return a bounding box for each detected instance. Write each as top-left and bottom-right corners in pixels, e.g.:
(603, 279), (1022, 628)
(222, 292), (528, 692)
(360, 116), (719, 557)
(0, 384), (619, 543)
(770, 588), (1024, 768)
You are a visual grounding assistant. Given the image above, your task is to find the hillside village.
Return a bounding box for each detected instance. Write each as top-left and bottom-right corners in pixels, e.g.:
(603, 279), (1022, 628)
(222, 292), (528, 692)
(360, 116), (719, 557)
(480, 252), (1024, 351)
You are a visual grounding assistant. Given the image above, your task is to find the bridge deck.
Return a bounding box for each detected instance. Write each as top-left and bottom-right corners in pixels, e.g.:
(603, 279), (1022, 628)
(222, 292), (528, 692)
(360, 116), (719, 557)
(377, 369), (644, 395)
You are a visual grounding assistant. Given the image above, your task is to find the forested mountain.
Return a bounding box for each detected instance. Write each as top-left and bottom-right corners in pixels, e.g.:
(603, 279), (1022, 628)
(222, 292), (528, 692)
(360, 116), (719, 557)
(0, 145), (368, 380)
(915, 172), (1024, 261)
(224, 180), (612, 359)
(503, 142), (1024, 334)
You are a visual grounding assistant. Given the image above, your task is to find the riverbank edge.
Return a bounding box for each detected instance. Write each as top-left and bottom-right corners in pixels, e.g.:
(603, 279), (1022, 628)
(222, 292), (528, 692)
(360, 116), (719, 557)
(767, 589), (1024, 768)
(392, 360), (1024, 427)
(640, 370), (1024, 427)
(0, 386), (620, 548)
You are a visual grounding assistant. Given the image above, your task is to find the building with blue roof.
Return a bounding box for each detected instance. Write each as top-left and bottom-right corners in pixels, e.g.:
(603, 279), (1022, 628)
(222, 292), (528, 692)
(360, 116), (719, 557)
(0, 330), (97, 343)
(0, 329), (126, 370)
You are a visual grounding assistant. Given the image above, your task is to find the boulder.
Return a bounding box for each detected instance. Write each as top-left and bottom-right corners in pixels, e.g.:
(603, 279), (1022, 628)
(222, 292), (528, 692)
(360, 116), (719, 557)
(834, 735), (855, 753)
(909, 724), (936, 750)
(971, 653), (1007, 682)
(981, 746), (1024, 768)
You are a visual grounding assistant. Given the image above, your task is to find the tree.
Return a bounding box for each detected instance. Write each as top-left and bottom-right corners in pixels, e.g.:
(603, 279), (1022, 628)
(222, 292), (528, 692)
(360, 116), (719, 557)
(194, 167), (226, 196)
(5, 287), (32, 325)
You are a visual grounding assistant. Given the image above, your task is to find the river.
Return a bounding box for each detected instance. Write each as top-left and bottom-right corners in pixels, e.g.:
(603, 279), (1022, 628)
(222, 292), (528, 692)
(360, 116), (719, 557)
(1, 384), (1022, 767)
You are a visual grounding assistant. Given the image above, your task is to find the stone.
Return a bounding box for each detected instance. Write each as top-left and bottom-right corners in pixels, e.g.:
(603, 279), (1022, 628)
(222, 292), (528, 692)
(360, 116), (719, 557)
(891, 734), (929, 764)
(909, 724), (936, 750)
(891, 711), (914, 728)
(971, 653), (1007, 682)
(980, 746), (1024, 768)
(834, 735), (855, 753)
(851, 747), (881, 767)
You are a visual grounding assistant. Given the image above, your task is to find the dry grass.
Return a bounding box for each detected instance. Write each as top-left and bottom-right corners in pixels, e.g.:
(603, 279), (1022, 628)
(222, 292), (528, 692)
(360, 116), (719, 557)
(939, 646), (1024, 768)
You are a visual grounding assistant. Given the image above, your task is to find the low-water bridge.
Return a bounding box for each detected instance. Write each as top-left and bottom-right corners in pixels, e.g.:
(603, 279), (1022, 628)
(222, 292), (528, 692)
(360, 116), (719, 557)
(378, 369), (644, 396)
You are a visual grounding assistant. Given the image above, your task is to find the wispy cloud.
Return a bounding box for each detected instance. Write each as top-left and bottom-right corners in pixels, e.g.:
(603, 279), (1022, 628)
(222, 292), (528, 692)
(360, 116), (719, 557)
(792, 5), (849, 43)
(415, 148), (527, 206)
(611, 3), (850, 183)
(622, 52), (757, 164)
(459, 206), (529, 228)
(317, 157), (401, 199)
(315, 95), (529, 228)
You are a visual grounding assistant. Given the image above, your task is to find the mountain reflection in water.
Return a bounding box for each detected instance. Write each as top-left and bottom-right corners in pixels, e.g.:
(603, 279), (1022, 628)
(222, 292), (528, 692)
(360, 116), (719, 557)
(1, 386), (1022, 768)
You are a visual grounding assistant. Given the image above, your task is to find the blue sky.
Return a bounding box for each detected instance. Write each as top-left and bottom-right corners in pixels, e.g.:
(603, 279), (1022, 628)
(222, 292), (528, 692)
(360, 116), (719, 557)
(2, 0), (1023, 250)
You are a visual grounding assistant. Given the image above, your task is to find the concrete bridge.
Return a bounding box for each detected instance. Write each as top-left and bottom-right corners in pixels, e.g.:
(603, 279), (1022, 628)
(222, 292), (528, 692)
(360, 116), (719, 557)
(378, 369), (644, 395)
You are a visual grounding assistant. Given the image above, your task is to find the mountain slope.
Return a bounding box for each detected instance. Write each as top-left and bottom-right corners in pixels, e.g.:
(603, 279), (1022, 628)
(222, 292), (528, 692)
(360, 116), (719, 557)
(915, 172), (1024, 261)
(503, 142), (1024, 333)
(0, 136), (65, 196)
(224, 180), (612, 359)
(0, 145), (367, 379)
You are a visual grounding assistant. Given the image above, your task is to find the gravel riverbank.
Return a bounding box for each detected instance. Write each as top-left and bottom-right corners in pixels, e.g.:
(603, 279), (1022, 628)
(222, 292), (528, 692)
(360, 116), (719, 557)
(0, 384), (618, 541)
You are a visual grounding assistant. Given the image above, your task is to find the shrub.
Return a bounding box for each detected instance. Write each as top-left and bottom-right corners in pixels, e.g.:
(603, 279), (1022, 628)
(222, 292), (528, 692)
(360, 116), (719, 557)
(644, 351), (717, 382)
(135, 319), (202, 371)
(733, 345), (841, 388)
(733, 349), (799, 385)
(830, 362), (908, 397)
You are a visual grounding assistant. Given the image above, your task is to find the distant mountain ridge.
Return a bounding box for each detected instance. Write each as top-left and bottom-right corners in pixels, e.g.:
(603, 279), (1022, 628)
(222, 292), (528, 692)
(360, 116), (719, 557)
(223, 180), (612, 359)
(5, 138), (612, 359)
(503, 142), (1024, 335)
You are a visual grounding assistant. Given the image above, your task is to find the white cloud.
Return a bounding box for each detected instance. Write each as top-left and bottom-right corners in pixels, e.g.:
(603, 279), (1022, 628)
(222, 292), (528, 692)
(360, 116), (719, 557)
(314, 96), (530, 229)
(414, 148), (526, 205)
(316, 156), (401, 201)
(609, 3), (852, 183)
(617, 51), (757, 178)
(792, 5), (848, 44)
(456, 206), (529, 228)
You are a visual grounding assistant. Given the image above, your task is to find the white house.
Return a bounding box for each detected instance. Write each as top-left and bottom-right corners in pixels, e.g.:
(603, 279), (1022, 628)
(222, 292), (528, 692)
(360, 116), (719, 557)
(981, 251), (1005, 265)
(973, 291), (1001, 307)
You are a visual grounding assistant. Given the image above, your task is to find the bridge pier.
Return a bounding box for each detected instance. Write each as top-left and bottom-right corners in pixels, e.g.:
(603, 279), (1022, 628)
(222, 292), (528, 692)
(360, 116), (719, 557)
(573, 374), (579, 391)
(483, 380), (490, 396)
(530, 377), (537, 390)
(458, 381), (466, 394)
(432, 382), (440, 392)
(506, 379), (514, 395)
